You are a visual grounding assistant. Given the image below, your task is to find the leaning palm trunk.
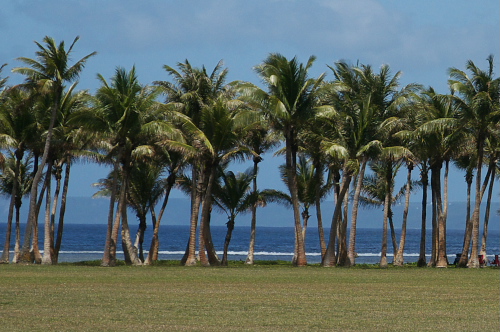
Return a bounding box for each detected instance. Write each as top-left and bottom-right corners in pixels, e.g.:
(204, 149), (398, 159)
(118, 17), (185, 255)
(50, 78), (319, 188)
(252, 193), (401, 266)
(336, 192), (349, 266)
(388, 209), (398, 259)
(200, 164), (220, 266)
(145, 173), (175, 265)
(322, 172), (352, 267)
(134, 216), (147, 262)
(346, 159), (368, 266)
(54, 162), (71, 263)
(480, 168), (495, 265)
(19, 90), (61, 263)
(221, 217), (235, 266)
(119, 168), (142, 266)
(394, 163), (413, 266)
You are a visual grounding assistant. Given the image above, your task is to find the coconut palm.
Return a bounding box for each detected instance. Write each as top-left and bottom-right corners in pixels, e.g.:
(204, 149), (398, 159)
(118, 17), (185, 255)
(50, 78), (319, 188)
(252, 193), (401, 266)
(0, 154), (32, 263)
(242, 53), (325, 266)
(449, 55), (500, 268)
(242, 125), (279, 264)
(12, 36), (95, 263)
(195, 96), (258, 266)
(320, 61), (416, 266)
(155, 60), (230, 266)
(93, 66), (179, 266)
(212, 168), (255, 266)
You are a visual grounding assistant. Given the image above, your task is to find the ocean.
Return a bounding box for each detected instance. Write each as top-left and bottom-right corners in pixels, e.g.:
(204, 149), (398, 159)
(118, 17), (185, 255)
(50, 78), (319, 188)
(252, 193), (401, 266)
(1, 224), (499, 265)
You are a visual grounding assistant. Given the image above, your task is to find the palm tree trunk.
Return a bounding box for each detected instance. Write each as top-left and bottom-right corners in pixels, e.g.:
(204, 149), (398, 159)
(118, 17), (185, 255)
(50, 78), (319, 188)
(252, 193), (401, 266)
(245, 159), (259, 265)
(301, 208), (310, 247)
(314, 162), (326, 257)
(184, 167), (201, 266)
(54, 162), (71, 263)
(322, 172), (351, 267)
(134, 215), (147, 262)
(19, 89), (61, 263)
(436, 161), (449, 268)
(102, 161), (119, 267)
(417, 164), (428, 267)
(286, 135), (306, 266)
(394, 163), (413, 266)
(468, 137), (485, 268)
(42, 161), (54, 265)
(200, 163), (220, 266)
(480, 166), (495, 265)
(457, 169), (473, 267)
(346, 159), (368, 266)
(0, 156), (19, 263)
(221, 217), (235, 266)
(12, 199), (22, 263)
(119, 167), (142, 266)
(145, 173), (175, 265)
(337, 192), (349, 266)
(380, 188), (391, 268)
(388, 208), (397, 259)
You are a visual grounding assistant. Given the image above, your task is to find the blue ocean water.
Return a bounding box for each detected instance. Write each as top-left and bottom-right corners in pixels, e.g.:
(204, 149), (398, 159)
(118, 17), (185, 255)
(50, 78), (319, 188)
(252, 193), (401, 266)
(0, 224), (499, 264)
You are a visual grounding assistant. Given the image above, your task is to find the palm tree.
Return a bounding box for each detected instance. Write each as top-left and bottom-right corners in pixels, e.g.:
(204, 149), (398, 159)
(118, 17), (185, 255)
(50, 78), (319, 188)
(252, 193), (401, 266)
(144, 149), (186, 265)
(0, 154), (32, 263)
(12, 36), (95, 263)
(212, 168), (255, 266)
(93, 160), (165, 263)
(195, 96), (258, 266)
(0, 86), (39, 263)
(449, 55), (500, 268)
(242, 53), (325, 266)
(320, 61), (416, 266)
(93, 66), (176, 266)
(242, 125), (279, 264)
(155, 60), (230, 266)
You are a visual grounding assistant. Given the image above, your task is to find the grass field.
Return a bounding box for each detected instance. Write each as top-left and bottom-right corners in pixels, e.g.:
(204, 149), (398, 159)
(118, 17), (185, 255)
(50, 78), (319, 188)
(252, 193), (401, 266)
(1, 262), (499, 331)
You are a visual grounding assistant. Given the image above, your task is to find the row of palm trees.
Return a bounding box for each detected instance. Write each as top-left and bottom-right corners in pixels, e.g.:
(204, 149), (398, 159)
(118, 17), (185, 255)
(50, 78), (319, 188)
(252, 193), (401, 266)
(0, 36), (498, 268)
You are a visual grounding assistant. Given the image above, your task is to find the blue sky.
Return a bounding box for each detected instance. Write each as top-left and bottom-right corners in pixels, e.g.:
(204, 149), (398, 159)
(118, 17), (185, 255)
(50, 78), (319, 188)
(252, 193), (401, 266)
(1, 1), (499, 201)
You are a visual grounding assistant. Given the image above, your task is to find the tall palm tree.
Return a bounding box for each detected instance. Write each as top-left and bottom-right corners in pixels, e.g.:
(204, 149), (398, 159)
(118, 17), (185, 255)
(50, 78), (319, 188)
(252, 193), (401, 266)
(320, 61), (416, 266)
(242, 125), (279, 264)
(155, 60), (230, 266)
(0, 87), (38, 263)
(449, 55), (500, 268)
(12, 36), (95, 263)
(195, 96), (258, 266)
(242, 53), (325, 266)
(93, 66), (177, 266)
(0, 154), (32, 263)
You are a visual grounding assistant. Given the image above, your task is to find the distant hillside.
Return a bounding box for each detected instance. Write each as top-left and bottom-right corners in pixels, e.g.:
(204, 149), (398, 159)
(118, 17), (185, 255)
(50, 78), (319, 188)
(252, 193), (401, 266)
(0, 197), (498, 230)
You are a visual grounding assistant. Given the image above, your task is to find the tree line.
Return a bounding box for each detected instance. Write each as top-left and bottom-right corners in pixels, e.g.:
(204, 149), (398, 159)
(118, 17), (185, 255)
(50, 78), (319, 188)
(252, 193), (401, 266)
(0, 36), (498, 268)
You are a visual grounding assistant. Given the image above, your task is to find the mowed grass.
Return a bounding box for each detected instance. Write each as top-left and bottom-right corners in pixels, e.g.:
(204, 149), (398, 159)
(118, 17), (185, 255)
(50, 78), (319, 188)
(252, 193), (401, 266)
(1, 263), (499, 331)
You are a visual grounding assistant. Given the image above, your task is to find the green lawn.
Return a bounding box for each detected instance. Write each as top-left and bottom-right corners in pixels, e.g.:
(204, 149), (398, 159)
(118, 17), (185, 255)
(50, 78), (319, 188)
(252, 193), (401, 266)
(1, 263), (499, 331)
